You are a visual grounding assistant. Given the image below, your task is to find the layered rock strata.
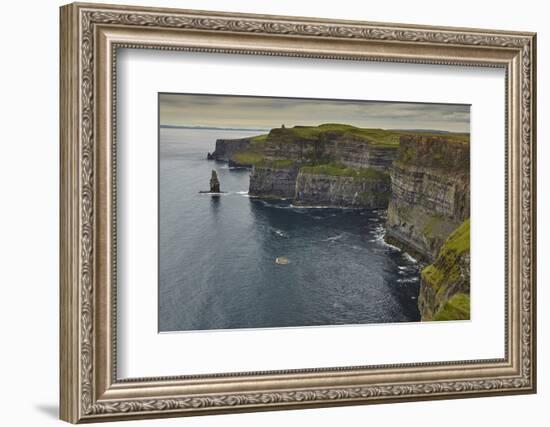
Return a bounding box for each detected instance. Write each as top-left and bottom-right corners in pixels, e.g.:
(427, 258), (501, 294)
(217, 125), (400, 208)
(209, 137), (252, 163)
(249, 162), (300, 199)
(293, 169), (391, 208)
(385, 135), (470, 260)
(259, 127), (398, 171)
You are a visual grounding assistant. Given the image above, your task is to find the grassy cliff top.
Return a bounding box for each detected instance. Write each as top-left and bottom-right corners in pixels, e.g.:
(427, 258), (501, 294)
(232, 123), (469, 169)
(422, 218), (470, 287)
(300, 163), (389, 180)
(264, 124), (469, 147)
(421, 218), (470, 320)
(268, 124), (401, 147)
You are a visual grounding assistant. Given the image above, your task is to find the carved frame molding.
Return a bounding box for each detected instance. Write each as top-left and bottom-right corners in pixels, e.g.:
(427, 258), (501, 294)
(60, 2), (536, 423)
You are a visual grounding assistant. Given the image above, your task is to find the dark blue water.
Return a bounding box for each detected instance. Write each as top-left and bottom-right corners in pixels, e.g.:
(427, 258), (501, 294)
(159, 128), (421, 332)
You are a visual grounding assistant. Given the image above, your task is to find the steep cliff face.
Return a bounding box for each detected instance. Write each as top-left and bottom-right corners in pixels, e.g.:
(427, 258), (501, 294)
(385, 135), (470, 260)
(210, 137), (253, 162)
(294, 167), (391, 208)
(212, 124), (401, 208)
(260, 126), (398, 171)
(248, 161), (300, 199)
(419, 219), (470, 321)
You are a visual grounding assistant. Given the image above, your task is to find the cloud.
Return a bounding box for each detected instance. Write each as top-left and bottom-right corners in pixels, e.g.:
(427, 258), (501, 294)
(159, 93), (470, 132)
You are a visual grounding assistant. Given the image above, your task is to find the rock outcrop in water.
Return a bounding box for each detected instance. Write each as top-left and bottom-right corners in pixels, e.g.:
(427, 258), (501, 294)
(210, 170), (220, 193)
(199, 169), (222, 194)
(385, 135), (470, 261)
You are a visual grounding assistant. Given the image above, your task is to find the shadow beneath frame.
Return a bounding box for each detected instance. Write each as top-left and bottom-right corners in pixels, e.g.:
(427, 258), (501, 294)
(35, 404), (58, 419)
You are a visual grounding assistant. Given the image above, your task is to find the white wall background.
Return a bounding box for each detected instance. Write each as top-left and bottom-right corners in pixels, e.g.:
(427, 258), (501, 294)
(0, 0), (545, 425)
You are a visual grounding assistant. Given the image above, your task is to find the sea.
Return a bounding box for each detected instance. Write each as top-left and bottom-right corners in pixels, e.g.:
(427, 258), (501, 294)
(159, 127), (421, 332)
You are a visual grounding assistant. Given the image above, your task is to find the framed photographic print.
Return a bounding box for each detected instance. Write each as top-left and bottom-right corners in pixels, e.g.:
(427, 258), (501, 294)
(60, 2), (537, 423)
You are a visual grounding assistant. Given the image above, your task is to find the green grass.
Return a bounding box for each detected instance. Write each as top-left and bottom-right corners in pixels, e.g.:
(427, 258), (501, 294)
(421, 218), (470, 320)
(411, 131), (470, 143)
(274, 124), (403, 146)
(264, 124), (469, 147)
(421, 219), (470, 321)
(443, 218), (470, 254)
(433, 293), (470, 321)
(422, 218), (470, 289)
(256, 159), (296, 168)
(421, 219), (470, 290)
(300, 163), (388, 180)
(251, 134), (268, 143)
(231, 123), (469, 168)
(245, 123), (469, 147)
(232, 151), (264, 165)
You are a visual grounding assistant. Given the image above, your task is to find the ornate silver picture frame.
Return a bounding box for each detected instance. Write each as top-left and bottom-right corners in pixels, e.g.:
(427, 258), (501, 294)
(60, 2), (536, 423)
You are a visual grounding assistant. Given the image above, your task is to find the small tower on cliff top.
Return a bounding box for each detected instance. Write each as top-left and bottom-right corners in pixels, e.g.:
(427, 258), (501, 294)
(210, 170), (220, 193)
(281, 124), (285, 129)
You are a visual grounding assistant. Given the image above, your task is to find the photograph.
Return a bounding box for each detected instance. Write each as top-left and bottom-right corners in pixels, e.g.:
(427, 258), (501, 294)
(158, 93), (471, 332)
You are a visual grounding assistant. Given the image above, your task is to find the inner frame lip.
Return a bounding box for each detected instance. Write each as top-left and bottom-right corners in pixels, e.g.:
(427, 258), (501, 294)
(107, 42), (511, 385)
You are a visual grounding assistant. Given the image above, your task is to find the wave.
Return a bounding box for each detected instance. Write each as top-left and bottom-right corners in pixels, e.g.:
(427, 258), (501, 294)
(397, 277), (420, 284)
(402, 252), (419, 264)
(199, 190), (250, 197)
(289, 204), (361, 210)
(368, 224), (401, 252)
(324, 234), (344, 242)
(198, 192), (229, 196)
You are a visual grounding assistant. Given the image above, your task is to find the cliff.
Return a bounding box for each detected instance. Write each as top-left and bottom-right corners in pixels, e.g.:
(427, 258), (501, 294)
(294, 165), (391, 208)
(248, 160), (300, 199)
(418, 219), (470, 321)
(214, 124), (399, 208)
(258, 125), (399, 171)
(385, 134), (470, 260)
(209, 137), (253, 163)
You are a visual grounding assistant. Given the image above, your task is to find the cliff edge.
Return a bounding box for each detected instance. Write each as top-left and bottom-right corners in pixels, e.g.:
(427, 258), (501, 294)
(385, 134), (470, 260)
(214, 124), (400, 208)
(419, 219), (470, 321)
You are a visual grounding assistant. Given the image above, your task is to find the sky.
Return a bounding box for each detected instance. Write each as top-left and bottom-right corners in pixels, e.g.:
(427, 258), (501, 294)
(159, 93), (470, 133)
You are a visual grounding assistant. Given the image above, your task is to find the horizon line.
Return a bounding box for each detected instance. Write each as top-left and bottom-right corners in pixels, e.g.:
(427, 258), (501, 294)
(160, 124), (470, 134)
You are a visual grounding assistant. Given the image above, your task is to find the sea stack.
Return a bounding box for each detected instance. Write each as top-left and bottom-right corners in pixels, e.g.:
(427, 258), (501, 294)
(210, 170), (220, 193)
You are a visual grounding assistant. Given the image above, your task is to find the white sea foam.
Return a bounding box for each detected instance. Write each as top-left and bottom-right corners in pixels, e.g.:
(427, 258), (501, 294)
(402, 252), (419, 264)
(397, 277), (420, 284)
(369, 224), (401, 251)
(198, 192), (229, 196)
(324, 234), (344, 242)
